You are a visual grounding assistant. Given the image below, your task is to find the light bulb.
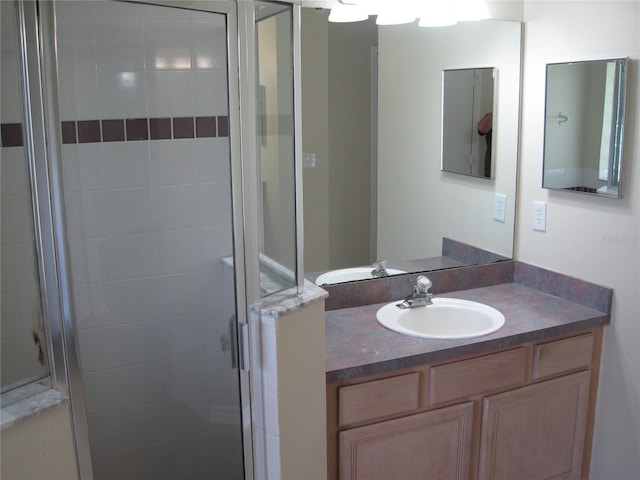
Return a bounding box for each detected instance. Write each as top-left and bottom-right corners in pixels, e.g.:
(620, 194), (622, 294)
(454, 0), (490, 21)
(328, 4), (369, 22)
(418, 0), (458, 27)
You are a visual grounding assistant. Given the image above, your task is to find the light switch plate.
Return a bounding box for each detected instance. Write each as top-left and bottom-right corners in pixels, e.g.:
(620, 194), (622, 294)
(303, 152), (317, 168)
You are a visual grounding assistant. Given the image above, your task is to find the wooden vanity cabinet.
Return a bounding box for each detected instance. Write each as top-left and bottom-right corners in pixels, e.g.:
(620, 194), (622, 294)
(327, 328), (603, 480)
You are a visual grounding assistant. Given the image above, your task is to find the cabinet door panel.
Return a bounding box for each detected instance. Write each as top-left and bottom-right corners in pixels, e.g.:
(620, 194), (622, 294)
(339, 402), (473, 480)
(479, 371), (591, 480)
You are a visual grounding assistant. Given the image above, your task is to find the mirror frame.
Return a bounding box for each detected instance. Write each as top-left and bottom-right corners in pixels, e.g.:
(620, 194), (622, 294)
(442, 67), (497, 179)
(299, 15), (523, 285)
(542, 57), (629, 198)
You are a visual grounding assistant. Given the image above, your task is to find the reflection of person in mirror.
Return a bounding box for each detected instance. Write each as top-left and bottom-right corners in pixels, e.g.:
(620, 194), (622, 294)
(478, 112), (492, 178)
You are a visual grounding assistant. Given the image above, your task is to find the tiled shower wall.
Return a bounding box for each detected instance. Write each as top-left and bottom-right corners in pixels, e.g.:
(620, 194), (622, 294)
(54, 2), (242, 478)
(1, 2), (50, 391)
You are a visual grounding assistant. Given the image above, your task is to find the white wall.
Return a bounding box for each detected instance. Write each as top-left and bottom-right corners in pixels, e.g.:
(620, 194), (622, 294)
(517, 2), (640, 477)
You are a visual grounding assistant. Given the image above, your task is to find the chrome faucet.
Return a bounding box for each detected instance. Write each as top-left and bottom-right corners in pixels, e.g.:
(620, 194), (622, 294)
(371, 261), (389, 278)
(397, 275), (434, 309)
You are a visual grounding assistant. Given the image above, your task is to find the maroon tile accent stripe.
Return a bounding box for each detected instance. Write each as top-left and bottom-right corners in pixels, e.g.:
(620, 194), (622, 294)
(3, 116), (229, 148)
(217, 116), (229, 137)
(102, 119), (125, 142)
(565, 186), (598, 194)
(173, 117), (194, 139)
(78, 120), (101, 143)
(61, 121), (77, 144)
(150, 118), (171, 140)
(1, 123), (24, 147)
(77, 120), (100, 143)
(196, 116), (216, 138)
(126, 118), (149, 141)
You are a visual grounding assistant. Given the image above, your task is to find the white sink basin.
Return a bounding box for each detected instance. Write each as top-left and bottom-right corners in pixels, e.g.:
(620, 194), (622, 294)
(376, 297), (505, 339)
(315, 267), (406, 286)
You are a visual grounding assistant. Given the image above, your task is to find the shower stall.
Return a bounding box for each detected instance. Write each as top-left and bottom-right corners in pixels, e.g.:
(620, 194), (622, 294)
(0, 0), (300, 477)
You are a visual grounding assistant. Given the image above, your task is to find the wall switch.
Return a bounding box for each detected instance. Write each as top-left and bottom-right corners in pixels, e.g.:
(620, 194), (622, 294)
(303, 152), (317, 168)
(493, 194), (507, 223)
(533, 201), (546, 232)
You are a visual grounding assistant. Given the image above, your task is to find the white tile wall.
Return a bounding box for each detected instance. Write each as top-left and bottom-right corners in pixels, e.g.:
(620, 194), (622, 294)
(0, 71), (22, 121)
(103, 143), (151, 189)
(149, 141), (195, 186)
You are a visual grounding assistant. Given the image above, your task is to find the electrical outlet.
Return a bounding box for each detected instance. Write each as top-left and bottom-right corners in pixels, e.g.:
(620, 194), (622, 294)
(533, 201), (546, 232)
(494, 194), (507, 222)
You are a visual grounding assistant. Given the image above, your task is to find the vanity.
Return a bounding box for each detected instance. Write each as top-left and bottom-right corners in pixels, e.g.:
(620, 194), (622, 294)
(324, 261), (611, 479)
(296, 7), (623, 479)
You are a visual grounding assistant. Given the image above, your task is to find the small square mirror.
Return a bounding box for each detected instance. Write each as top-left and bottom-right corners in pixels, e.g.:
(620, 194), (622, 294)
(543, 58), (628, 198)
(442, 67), (496, 179)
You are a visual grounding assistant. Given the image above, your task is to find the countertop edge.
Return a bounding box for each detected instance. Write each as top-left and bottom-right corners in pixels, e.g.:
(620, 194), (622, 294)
(326, 315), (609, 383)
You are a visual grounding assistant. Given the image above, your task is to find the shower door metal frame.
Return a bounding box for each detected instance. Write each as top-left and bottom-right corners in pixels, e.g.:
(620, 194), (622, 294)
(15, 1), (94, 477)
(17, 0), (254, 478)
(238, 0), (304, 301)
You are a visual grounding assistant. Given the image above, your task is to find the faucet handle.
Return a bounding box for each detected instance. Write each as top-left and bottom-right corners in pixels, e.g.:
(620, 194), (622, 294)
(371, 260), (389, 278)
(415, 275), (432, 294)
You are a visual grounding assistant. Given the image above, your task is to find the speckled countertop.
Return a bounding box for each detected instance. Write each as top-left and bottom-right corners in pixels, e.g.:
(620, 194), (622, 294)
(325, 262), (612, 383)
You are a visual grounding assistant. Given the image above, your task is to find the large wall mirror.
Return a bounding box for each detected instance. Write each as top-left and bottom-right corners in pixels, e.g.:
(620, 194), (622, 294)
(301, 10), (522, 284)
(543, 58), (629, 198)
(442, 67), (496, 178)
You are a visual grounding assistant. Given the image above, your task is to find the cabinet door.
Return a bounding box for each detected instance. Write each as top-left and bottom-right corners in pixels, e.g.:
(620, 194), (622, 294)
(339, 402), (473, 480)
(479, 371), (591, 480)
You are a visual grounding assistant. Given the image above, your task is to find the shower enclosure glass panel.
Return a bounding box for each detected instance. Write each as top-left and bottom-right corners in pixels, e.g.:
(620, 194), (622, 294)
(1, 0), (49, 393)
(53, 1), (244, 477)
(256, 2), (298, 296)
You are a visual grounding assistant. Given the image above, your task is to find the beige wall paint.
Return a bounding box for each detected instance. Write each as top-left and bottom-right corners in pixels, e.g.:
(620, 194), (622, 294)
(1, 405), (78, 480)
(275, 299), (327, 479)
(250, 289), (327, 479)
(302, 9), (331, 272)
(301, 11), (377, 272)
(327, 18), (378, 269)
(517, 1), (640, 477)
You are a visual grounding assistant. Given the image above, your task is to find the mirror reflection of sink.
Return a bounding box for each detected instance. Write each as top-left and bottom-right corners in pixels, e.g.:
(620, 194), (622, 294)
(376, 298), (505, 340)
(315, 267), (406, 286)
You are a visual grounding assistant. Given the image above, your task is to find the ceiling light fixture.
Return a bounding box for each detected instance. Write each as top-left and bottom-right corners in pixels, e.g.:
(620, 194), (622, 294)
(454, 0), (490, 21)
(327, 0), (489, 26)
(418, 0), (458, 27)
(376, 11), (416, 25)
(328, 3), (369, 22)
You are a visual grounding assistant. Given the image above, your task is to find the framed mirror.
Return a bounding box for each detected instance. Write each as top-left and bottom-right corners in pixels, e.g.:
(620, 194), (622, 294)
(300, 11), (522, 285)
(543, 58), (629, 198)
(442, 67), (496, 178)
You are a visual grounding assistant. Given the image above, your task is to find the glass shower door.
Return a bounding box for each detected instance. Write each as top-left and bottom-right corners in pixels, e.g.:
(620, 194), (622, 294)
(52, 1), (245, 478)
